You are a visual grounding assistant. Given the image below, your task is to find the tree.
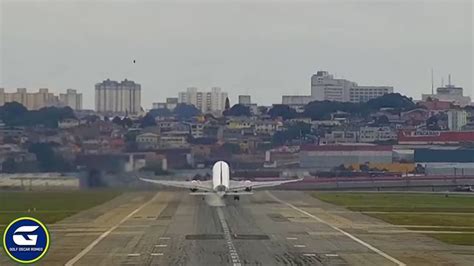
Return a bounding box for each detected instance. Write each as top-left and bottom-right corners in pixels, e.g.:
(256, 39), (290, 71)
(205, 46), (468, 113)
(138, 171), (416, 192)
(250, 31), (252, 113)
(257, 106), (268, 115)
(365, 93), (415, 111)
(302, 93), (417, 121)
(374, 115), (390, 126)
(221, 143), (240, 153)
(427, 115), (441, 130)
(148, 108), (172, 118)
(140, 113), (156, 128)
(173, 103), (201, 120)
(122, 117), (133, 128)
(0, 103), (76, 128)
(223, 104), (251, 117)
(83, 115), (100, 124)
(268, 104), (297, 120)
(112, 116), (122, 125)
(2, 158), (17, 173)
(28, 143), (73, 172)
(225, 97), (230, 110)
(271, 122), (311, 145)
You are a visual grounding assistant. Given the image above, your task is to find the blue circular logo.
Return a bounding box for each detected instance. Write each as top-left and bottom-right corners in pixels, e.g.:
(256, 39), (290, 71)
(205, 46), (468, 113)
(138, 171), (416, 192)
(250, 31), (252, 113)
(2, 217), (50, 264)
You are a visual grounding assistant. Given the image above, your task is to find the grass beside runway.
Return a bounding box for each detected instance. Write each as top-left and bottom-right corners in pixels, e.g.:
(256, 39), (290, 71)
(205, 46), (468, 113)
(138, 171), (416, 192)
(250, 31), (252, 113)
(0, 190), (122, 226)
(312, 192), (474, 246)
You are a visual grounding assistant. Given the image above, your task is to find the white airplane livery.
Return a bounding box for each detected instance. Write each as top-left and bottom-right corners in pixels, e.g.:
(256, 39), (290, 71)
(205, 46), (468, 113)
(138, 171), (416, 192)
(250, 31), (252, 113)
(140, 161), (302, 200)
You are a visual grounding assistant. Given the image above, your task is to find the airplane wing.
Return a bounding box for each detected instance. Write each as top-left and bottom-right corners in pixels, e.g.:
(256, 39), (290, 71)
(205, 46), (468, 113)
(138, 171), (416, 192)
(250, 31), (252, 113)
(140, 178), (214, 191)
(229, 178), (303, 191)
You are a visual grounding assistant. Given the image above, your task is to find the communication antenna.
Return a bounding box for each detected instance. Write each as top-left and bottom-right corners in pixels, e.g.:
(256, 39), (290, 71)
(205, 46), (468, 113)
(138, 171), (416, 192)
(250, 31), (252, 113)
(431, 68), (434, 94)
(448, 74), (452, 86)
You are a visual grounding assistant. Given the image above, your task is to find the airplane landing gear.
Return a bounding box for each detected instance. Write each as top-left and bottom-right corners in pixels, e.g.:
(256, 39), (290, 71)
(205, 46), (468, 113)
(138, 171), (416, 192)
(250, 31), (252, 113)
(233, 196), (240, 201)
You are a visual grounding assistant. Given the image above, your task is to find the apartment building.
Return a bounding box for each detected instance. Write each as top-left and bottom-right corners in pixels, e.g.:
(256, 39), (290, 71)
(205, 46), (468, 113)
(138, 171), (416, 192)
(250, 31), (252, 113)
(311, 71), (393, 103)
(0, 88), (59, 110)
(95, 79), (141, 114)
(178, 87), (228, 114)
(59, 89), (82, 110)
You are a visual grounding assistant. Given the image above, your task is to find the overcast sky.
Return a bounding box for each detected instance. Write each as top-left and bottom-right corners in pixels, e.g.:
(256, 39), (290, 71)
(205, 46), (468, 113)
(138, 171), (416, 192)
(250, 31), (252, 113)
(1, 0), (472, 109)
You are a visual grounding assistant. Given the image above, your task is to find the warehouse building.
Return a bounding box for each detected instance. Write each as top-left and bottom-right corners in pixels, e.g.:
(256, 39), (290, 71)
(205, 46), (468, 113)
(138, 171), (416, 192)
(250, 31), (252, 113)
(414, 148), (474, 163)
(415, 148), (474, 176)
(299, 145), (393, 170)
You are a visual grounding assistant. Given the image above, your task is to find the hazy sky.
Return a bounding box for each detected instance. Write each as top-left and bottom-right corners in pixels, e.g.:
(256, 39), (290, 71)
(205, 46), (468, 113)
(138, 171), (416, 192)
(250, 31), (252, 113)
(1, 0), (472, 109)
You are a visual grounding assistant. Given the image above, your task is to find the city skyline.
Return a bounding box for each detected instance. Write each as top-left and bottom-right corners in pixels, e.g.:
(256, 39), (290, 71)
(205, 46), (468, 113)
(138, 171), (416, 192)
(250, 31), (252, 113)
(1, 0), (472, 109)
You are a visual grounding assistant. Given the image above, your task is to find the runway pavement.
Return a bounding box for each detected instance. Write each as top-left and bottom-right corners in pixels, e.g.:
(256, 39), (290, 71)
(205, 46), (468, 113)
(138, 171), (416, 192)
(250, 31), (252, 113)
(1, 190), (472, 265)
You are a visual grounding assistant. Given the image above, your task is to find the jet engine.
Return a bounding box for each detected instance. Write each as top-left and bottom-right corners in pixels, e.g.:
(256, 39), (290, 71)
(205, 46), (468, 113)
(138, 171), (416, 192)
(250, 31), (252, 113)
(244, 180), (252, 192)
(190, 180), (198, 192)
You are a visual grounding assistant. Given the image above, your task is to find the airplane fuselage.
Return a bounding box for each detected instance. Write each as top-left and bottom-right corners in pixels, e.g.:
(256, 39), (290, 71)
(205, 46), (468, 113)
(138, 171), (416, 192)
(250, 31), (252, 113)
(212, 161), (231, 197)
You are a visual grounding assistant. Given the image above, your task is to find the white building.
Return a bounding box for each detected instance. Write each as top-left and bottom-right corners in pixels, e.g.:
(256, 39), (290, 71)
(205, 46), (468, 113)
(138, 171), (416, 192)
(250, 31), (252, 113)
(422, 83), (471, 107)
(178, 87), (228, 114)
(281, 95), (313, 112)
(447, 109), (467, 131)
(189, 123), (204, 138)
(95, 79), (141, 114)
(358, 126), (397, 143)
(59, 89), (82, 110)
(152, 98), (177, 111)
(255, 121), (282, 135)
(58, 118), (80, 129)
(159, 136), (188, 148)
(311, 71), (393, 103)
(136, 133), (160, 149)
(238, 95), (251, 105)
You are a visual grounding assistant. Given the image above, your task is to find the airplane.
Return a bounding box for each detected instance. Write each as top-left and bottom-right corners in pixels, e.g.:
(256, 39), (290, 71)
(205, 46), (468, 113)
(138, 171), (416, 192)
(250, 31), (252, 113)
(140, 161), (303, 200)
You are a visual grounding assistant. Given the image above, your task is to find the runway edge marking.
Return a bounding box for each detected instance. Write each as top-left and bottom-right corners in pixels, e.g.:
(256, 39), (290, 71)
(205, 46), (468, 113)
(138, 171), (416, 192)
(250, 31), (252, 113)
(266, 191), (406, 266)
(65, 193), (161, 266)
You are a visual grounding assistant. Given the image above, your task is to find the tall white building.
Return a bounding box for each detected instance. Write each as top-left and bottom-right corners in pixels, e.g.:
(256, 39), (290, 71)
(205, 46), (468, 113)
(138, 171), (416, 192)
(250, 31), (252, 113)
(447, 109), (467, 131)
(311, 71), (393, 103)
(178, 87), (228, 114)
(422, 83), (471, 107)
(59, 89), (82, 110)
(95, 79), (141, 114)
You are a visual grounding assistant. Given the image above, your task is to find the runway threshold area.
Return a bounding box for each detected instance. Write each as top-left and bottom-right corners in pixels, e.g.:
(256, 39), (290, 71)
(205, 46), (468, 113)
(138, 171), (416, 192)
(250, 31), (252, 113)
(10, 191), (472, 266)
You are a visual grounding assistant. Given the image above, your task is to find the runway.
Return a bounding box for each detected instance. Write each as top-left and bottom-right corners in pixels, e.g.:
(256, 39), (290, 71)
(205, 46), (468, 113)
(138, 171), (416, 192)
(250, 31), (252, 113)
(4, 190), (472, 265)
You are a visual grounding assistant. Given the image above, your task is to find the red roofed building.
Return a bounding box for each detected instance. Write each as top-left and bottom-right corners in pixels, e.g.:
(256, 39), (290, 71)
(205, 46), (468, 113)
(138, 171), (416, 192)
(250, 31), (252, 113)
(398, 130), (474, 144)
(418, 99), (452, 111)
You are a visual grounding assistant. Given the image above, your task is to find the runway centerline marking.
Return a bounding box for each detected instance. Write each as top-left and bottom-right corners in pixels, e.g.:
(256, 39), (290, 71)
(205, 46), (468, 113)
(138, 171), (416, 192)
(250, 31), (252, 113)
(217, 207), (242, 266)
(294, 244), (306, 248)
(151, 253), (163, 256)
(65, 193), (160, 266)
(155, 244), (168, 247)
(127, 253), (140, 257)
(267, 191), (406, 266)
(286, 237), (298, 240)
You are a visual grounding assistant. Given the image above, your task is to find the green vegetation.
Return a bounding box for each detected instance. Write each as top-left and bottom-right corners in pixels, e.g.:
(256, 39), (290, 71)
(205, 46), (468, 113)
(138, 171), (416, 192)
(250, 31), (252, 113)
(429, 234), (474, 246)
(0, 101), (75, 128)
(142, 103), (201, 125)
(272, 122), (311, 146)
(0, 190), (121, 225)
(312, 192), (474, 246)
(223, 104), (251, 117)
(304, 93), (416, 120)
